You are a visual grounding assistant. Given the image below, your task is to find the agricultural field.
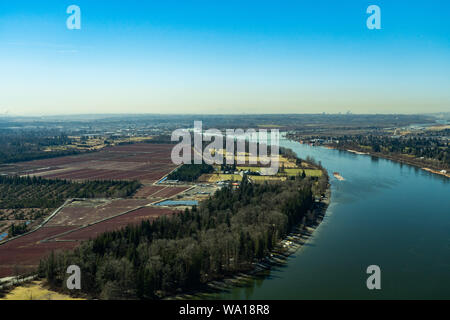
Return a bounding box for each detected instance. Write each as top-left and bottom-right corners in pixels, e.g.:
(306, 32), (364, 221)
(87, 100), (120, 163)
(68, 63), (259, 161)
(55, 206), (175, 241)
(0, 198), (177, 278)
(133, 185), (167, 198)
(46, 199), (150, 227)
(151, 186), (191, 198)
(282, 168), (323, 177)
(198, 173), (243, 183)
(133, 185), (190, 199)
(0, 281), (83, 300)
(0, 176), (141, 236)
(248, 176), (287, 182)
(207, 149), (298, 169)
(0, 141), (324, 280)
(236, 166), (261, 172)
(0, 143), (191, 278)
(198, 152), (321, 184)
(0, 226), (79, 277)
(0, 143), (177, 183)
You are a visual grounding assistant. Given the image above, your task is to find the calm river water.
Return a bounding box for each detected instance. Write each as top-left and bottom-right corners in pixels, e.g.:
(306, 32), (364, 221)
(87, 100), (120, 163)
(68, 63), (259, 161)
(209, 137), (450, 299)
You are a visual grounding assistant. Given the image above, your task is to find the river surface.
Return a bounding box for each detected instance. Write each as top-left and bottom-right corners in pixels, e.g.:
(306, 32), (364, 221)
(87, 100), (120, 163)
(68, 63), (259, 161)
(209, 137), (450, 299)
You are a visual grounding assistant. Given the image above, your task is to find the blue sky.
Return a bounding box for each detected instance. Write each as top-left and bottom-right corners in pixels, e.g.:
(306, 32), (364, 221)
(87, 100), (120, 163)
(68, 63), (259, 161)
(0, 0), (449, 115)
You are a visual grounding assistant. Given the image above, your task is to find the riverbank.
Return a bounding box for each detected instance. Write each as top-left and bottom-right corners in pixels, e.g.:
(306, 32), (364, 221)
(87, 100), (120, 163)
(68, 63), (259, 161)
(421, 167), (450, 178)
(324, 145), (449, 179)
(208, 137), (450, 299)
(166, 183), (331, 300)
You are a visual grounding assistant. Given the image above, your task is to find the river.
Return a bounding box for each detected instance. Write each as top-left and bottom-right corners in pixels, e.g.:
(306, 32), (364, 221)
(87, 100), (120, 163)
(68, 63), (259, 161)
(208, 137), (450, 299)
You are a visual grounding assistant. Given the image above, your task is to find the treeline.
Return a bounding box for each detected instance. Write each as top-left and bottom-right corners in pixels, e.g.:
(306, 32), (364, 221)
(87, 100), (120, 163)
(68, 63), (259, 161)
(335, 135), (449, 169)
(38, 173), (327, 299)
(9, 222), (28, 237)
(0, 175), (141, 209)
(167, 164), (214, 182)
(0, 130), (81, 164)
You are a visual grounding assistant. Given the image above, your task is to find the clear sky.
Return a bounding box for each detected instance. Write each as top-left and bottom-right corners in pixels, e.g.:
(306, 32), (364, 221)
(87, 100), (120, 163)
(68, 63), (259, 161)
(0, 0), (449, 115)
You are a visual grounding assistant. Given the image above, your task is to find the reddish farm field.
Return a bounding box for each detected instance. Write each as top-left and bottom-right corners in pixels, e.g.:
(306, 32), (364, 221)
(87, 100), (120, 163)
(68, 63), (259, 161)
(133, 185), (167, 198)
(154, 186), (190, 198)
(15, 143), (178, 183)
(0, 206), (176, 278)
(47, 199), (150, 227)
(0, 226), (78, 278)
(0, 199), (177, 278)
(0, 144), (184, 278)
(57, 207), (175, 241)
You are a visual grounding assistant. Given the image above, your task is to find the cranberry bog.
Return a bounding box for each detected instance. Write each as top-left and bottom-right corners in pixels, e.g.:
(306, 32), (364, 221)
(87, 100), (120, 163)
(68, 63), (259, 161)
(134, 185), (191, 199)
(0, 226), (78, 277)
(10, 143), (178, 183)
(0, 143), (189, 278)
(0, 199), (177, 278)
(55, 207), (175, 241)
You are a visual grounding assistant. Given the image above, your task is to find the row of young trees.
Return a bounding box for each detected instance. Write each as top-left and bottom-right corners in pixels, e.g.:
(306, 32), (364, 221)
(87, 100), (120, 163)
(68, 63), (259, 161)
(38, 172), (327, 299)
(8, 222), (28, 237)
(0, 175), (141, 209)
(167, 164), (214, 181)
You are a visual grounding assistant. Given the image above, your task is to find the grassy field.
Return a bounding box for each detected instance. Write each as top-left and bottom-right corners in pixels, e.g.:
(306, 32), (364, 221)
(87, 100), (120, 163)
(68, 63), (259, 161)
(199, 174), (243, 182)
(248, 176), (287, 182)
(210, 150), (298, 168)
(283, 168), (323, 177)
(199, 169), (321, 183)
(1, 281), (83, 300)
(236, 166), (261, 172)
(203, 150), (323, 183)
(202, 166), (322, 183)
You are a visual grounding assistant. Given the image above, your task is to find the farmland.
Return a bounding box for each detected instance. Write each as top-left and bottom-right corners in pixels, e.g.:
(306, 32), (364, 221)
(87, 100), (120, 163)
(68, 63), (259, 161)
(198, 173), (243, 183)
(283, 168), (323, 177)
(0, 139), (326, 288)
(0, 143), (189, 279)
(37, 167), (328, 299)
(0, 199), (177, 278)
(1, 143), (178, 183)
(196, 151), (323, 183)
(0, 176), (141, 236)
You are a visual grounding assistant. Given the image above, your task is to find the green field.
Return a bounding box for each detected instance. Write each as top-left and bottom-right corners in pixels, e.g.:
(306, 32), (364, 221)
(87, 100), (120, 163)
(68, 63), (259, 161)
(200, 174), (243, 182)
(249, 176), (286, 182)
(236, 166), (261, 172)
(233, 167), (322, 177)
(283, 168), (322, 177)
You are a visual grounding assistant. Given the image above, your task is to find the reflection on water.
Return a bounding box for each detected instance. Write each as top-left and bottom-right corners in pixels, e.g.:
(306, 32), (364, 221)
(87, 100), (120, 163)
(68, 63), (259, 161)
(205, 138), (450, 299)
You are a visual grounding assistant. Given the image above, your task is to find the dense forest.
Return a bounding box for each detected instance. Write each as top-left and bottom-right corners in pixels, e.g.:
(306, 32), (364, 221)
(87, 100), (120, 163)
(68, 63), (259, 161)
(0, 129), (81, 164)
(167, 164), (214, 181)
(38, 172), (328, 299)
(0, 175), (141, 209)
(334, 135), (449, 169)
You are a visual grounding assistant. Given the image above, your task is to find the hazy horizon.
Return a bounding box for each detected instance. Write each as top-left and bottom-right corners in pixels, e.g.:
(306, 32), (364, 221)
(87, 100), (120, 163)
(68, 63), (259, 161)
(1, 111), (449, 118)
(1, 112), (448, 120)
(1, 0), (449, 116)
